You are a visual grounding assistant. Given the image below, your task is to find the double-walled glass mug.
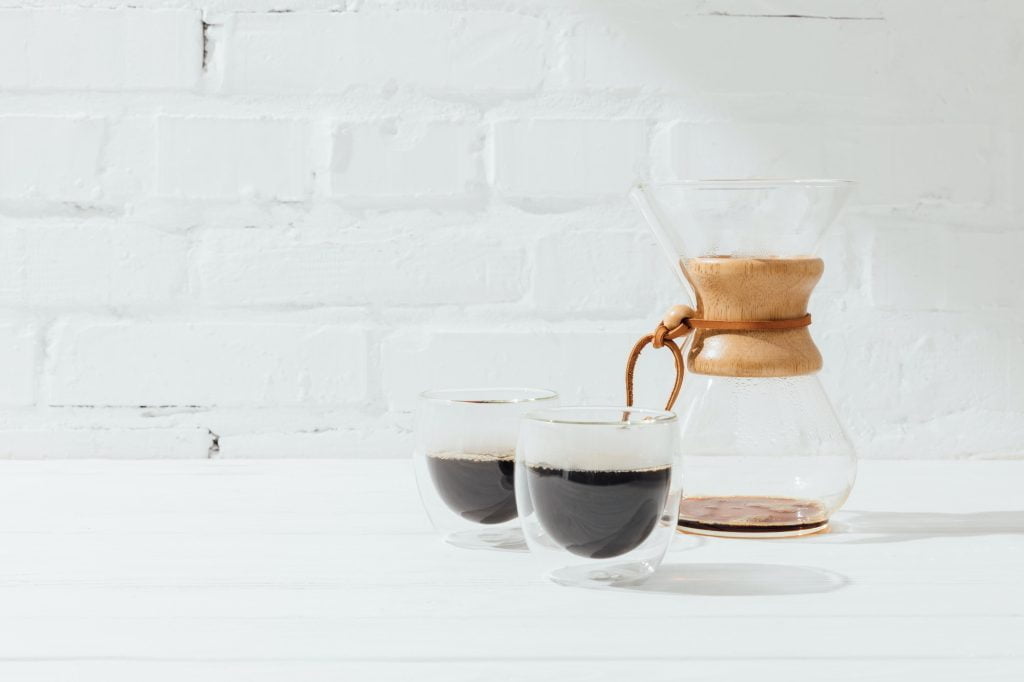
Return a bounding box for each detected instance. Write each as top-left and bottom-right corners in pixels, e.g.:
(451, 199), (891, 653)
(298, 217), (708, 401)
(413, 388), (559, 551)
(516, 407), (682, 587)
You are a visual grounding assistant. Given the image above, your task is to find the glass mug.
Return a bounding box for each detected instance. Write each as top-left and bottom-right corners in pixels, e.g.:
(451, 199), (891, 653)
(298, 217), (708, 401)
(413, 388), (559, 550)
(515, 407), (682, 587)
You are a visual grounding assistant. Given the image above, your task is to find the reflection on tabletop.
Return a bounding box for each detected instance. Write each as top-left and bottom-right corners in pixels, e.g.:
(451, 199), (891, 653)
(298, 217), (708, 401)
(627, 563), (849, 597)
(824, 510), (1024, 544)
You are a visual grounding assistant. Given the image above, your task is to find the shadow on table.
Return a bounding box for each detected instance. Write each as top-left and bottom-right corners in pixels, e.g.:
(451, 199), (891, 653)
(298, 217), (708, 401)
(826, 510), (1024, 545)
(625, 562), (849, 597)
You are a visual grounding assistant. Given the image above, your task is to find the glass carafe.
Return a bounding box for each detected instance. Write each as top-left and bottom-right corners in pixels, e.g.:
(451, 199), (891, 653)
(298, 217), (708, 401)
(631, 179), (856, 537)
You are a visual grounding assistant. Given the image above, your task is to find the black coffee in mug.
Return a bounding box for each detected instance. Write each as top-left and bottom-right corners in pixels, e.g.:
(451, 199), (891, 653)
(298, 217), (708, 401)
(526, 463), (671, 559)
(426, 451), (517, 524)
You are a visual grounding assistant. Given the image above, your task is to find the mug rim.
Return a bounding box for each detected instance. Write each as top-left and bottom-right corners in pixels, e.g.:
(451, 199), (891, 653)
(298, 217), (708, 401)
(525, 405), (676, 426)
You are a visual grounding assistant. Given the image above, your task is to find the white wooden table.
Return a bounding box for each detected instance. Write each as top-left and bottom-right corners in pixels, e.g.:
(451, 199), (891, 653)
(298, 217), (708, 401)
(0, 459), (1020, 681)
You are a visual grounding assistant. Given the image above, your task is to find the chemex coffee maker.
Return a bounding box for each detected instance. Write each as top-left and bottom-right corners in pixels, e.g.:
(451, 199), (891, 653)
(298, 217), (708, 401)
(628, 180), (857, 537)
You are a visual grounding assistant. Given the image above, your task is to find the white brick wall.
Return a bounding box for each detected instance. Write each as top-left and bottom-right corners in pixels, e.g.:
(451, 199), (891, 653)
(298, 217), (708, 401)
(330, 119), (485, 204)
(493, 119), (648, 199)
(0, 116), (106, 201)
(194, 226), (527, 306)
(0, 324), (36, 406)
(0, 8), (200, 90)
(0, 223), (187, 306)
(47, 321), (366, 406)
(156, 117), (311, 200)
(0, 0), (1020, 459)
(221, 11), (547, 94)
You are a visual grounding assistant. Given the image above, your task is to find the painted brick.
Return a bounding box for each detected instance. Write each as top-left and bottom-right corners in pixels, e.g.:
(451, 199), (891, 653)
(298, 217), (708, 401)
(0, 117), (105, 201)
(222, 11), (546, 94)
(872, 220), (1024, 311)
(217, 427), (408, 459)
(1013, 133), (1024, 216)
(824, 125), (999, 206)
(194, 228), (526, 306)
(330, 120), (483, 203)
(661, 123), (1001, 208)
(0, 0), (1017, 461)
(657, 122), (826, 180)
(0, 324), (36, 406)
(818, 308), (1021, 458)
(99, 117), (159, 204)
(872, 411), (1024, 459)
(47, 322), (367, 407)
(532, 229), (679, 317)
(0, 428), (210, 459)
(896, 313), (1013, 417)
(945, 230), (1024, 311)
(0, 8), (200, 90)
(156, 117), (311, 200)
(563, 13), (886, 95)
(0, 225), (186, 307)
(885, 2), (1020, 113)
(870, 221), (949, 311)
(493, 119), (647, 198)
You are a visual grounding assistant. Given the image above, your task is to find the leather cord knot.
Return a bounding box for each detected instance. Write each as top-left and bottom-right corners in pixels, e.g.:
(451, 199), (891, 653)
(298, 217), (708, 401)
(652, 319), (693, 349)
(626, 309), (813, 411)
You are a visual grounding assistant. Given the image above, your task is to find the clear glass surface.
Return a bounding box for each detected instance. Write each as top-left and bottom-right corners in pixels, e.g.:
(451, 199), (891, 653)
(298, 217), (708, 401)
(633, 179), (853, 257)
(631, 179), (857, 537)
(413, 388), (559, 551)
(674, 375), (856, 536)
(516, 407), (682, 587)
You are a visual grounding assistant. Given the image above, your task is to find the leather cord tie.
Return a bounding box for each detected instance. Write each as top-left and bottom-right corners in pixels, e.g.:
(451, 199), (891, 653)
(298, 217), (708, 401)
(625, 309), (812, 411)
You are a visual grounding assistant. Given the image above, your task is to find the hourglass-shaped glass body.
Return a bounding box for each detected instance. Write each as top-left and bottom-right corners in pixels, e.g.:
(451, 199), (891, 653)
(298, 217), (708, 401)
(632, 180), (856, 537)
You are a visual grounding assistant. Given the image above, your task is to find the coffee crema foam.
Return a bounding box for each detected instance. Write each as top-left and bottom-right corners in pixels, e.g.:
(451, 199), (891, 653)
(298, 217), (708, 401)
(428, 450), (515, 462)
(526, 462), (671, 474)
(523, 449), (671, 474)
